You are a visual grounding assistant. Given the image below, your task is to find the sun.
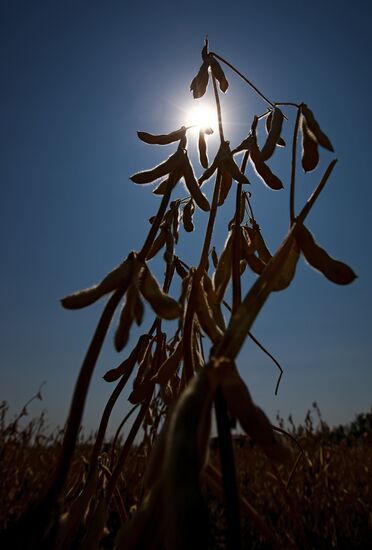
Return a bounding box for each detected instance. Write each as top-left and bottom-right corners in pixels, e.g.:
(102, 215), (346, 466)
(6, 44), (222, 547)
(185, 103), (218, 133)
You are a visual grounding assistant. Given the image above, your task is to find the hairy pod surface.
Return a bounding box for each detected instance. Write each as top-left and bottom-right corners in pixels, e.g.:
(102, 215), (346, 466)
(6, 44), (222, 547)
(182, 154), (210, 211)
(301, 104), (334, 152)
(190, 61), (209, 99)
(137, 126), (186, 145)
(198, 130), (209, 169)
(61, 253), (135, 309)
(296, 224), (356, 285)
(130, 149), (184, 184)
(261, 107), (284, 161)
(249, 138), (284, 190)
(301, 116), (319, 172)
(213, 233), (233, 300)
(182, 199), (195, 232)
(140, 264), (182, 319)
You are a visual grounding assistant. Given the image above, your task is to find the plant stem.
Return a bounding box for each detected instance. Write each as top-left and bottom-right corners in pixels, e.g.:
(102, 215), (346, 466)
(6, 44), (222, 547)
(211, 72), (225, 143)
(232, 184), (242, 312)
(197, 168), (222, 274)
(275, 101), (300, 108)
(215, 388), (242, 550)
(50, 287), (125, 500)
(216, 159), (337, 364)
(209, 68), (242, 549)
(106, 397), (151, 502)
(290, 107), (302, 224)
(138, 179), (174, 261)
(211, 51), (283, 116)
(297, 159), (337, 223)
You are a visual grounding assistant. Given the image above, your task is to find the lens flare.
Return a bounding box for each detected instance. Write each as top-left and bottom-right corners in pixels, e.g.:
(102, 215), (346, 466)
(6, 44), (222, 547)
(185, 104), (218, 133)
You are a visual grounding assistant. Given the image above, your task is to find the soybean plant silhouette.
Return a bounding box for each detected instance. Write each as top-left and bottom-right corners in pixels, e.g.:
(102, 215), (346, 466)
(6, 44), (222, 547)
(1, 39), (356, 550)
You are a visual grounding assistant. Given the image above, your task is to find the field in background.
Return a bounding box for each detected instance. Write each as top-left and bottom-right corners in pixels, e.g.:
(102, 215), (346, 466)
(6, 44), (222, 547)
(1, 399), (371, 549)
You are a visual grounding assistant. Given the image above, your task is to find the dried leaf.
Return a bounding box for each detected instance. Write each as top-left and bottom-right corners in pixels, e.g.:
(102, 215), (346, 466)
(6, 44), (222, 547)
(61, 253), (135, 309)
(130, 149), (184, 184)
(137, 126), (186, 146)
(296, 224), (357, 285)
(182, 199), (195, 232)
(190, 61), (209, 99)
(140, 264), (182, 319)
(301, 116), (319, 172)
(198, 130), (209, 169)
(301, 104), (334, 152)
(182, 154), (210, 211)
(261, 108), (284, 161)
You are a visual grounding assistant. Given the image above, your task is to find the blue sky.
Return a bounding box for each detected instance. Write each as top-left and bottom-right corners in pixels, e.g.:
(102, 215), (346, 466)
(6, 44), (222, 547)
(1, 0), (371, 435)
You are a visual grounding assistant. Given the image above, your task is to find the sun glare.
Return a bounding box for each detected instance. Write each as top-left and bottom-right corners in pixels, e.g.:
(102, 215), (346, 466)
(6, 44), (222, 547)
(185, 103), (218, 134)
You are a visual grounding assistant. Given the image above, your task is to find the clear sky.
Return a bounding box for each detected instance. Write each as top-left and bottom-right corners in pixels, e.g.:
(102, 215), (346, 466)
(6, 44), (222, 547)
(1, 0), (371, 436)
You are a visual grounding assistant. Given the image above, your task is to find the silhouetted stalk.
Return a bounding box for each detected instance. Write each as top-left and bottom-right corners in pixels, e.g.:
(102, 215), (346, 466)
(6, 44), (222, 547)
(217, 159), (338, 364)
(211, 70), (242, 550)
(232, 187), (243, 312)
(211, 72), (225, 143)
(297, 159), (337, 223)
(106, 398), (151, 502)
(214, 388), (242, 550)
(248, 332), (283, 395)
(197, 168), (222, 274)
(211, 51), (277, 112)
(138, 178), (174, 261)
(110, 404), (140, 469)
(290, 107), (302, 224)
(50, 287), (125, 501)
(183, 168), (222, 381)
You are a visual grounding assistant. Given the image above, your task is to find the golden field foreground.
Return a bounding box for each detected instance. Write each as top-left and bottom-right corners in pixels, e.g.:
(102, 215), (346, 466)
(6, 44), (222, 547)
(1, 399), (371, 549)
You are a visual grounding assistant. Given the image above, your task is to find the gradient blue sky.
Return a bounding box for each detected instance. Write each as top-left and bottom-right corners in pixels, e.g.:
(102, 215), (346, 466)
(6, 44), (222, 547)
(1, 0), (371, 435)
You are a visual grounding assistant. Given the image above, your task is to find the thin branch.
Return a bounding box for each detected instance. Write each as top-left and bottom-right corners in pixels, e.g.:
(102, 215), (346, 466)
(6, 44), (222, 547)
(290, 107), (302, 224)
(211, 72), (225, 143)
(210, 51), (288, 120)
(248, 332), (283, 395)
(297, 159), (338, 223)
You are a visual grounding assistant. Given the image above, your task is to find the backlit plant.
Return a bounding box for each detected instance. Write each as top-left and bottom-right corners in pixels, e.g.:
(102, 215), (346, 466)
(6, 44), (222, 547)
(2, 39), (356, 550)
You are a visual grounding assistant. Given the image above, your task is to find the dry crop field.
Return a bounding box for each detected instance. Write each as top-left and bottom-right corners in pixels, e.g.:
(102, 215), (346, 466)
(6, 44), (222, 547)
(0, 400), (371, 549)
